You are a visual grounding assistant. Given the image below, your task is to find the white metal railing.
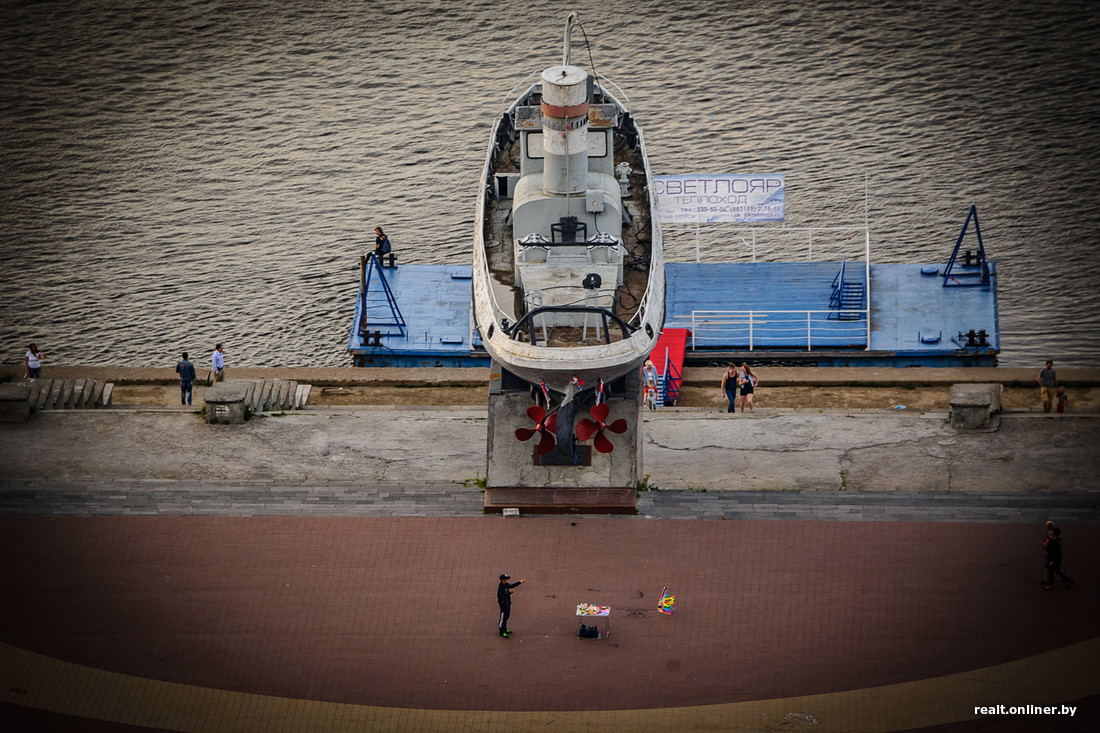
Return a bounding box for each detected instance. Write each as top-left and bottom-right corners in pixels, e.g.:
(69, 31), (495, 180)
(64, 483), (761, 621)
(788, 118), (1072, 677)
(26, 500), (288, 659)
(663, 224), (869, 264)
(661, 173), (875, 350)
(674, 309), (869, 351)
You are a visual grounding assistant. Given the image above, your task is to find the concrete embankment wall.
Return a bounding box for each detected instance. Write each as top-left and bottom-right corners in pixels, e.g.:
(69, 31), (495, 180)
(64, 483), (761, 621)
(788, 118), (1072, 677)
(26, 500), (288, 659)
(2, 364), (1098, 387)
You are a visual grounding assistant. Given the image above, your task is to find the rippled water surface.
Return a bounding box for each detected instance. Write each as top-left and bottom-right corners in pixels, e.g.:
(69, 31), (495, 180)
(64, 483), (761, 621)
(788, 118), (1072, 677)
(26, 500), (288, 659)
(2, 0), (1098, 367)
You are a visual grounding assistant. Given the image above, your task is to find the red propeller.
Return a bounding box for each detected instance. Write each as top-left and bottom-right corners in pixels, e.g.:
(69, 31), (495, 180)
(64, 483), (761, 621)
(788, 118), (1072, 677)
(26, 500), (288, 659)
(515, 404), (558, 455)
(575, 403), (628, 453)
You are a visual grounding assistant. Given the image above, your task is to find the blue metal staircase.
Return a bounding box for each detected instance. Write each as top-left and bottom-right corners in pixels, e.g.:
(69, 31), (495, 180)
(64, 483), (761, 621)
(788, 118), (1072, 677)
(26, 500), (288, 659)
(829, 256), (866, 320)
(358, 253), (407, 341)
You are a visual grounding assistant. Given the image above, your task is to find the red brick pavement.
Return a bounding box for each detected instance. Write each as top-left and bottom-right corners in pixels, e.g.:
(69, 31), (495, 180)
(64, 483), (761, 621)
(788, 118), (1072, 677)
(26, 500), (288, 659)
(0, 517), (1097, 714)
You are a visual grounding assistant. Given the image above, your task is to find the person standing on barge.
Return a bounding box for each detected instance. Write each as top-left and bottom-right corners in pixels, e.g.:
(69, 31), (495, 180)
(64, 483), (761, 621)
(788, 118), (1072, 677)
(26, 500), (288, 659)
(373, 227), (391, 260)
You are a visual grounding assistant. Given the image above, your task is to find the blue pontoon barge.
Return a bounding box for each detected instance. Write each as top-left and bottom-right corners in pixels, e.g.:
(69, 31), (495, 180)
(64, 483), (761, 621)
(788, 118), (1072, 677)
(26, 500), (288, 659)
(349, 204), (998, 368)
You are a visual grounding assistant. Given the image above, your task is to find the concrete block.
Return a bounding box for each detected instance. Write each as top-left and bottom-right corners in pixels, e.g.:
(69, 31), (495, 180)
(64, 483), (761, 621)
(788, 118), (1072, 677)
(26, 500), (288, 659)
(44, 379), (65, 410)
(71, 378), (87, 409)
(0, 381), (31, 422)
(58, 379), (75, 409)
(260, 380), (275, 411)
(949, 383), (1003, 429)
(77, 379), (96, 408)
(99, 383), (113, 408)
(276, 380), (292, 410)
(241, 381), (257, 412)
(286, 381), (298, 410)
(269, 379), (284, 410)
(35, 379), (55, 410)
(204, 382), (249, 424)
(25, 379), (46, 410)
(89, 380), (106, 408)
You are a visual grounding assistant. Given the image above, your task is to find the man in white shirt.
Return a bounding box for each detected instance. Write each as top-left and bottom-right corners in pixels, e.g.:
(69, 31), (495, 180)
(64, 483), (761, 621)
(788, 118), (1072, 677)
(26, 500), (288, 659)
(212, 344), (225, 382)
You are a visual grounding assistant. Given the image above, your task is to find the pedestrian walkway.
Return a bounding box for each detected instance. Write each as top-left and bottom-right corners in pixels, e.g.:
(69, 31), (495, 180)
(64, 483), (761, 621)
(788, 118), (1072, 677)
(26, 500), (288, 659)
(2, 479), (1096, 522)
(1, 515), (1097, 731)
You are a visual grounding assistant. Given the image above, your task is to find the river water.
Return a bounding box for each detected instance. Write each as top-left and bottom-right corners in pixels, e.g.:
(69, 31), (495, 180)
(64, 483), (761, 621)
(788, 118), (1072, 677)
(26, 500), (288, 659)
(2, 0), (1098, 368)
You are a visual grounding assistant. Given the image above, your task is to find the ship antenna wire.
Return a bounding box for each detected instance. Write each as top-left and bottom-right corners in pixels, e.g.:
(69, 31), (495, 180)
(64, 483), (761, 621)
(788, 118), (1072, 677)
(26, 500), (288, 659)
(573, 18), (601, 95)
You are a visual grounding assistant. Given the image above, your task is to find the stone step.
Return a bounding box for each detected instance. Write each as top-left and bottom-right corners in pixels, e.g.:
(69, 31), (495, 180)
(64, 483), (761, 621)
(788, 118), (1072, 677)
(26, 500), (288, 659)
(43, 379), (65, 410)
(99, 383), (114, 408)
(260, 380), (276, 411)
(241, 381), (257, 413)
(294, 383), (311, 409)
(70, 378), (87, 409)
(26, 379), (48, 409)
(250, 380), (265, 413)
(17, 378), (114, 411)
(484, 487), (637, 515)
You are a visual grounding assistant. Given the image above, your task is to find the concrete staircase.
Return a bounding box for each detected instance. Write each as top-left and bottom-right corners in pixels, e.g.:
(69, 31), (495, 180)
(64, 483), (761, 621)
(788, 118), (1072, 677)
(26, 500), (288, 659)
(26, 378), (114, 411)
(238, 379), (312, 413)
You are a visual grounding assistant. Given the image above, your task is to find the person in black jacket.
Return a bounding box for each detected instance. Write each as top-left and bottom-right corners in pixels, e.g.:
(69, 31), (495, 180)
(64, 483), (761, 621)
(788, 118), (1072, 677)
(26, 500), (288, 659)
(497, 573), (526, 638)
(373, 227), (391, 260)
(1042, 527), (1074, 590)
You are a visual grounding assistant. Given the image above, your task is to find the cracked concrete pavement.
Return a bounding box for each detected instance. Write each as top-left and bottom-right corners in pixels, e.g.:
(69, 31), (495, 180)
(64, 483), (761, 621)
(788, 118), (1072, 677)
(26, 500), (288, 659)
(2, 406), (1097, 495)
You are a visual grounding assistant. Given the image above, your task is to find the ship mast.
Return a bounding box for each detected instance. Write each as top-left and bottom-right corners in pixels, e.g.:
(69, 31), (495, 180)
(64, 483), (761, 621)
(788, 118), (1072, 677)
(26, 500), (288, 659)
(562, 12), (579, 66)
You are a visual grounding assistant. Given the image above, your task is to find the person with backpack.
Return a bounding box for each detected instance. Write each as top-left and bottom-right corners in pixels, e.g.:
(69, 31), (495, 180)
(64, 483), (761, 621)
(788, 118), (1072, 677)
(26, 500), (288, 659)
(373, 226), (392, 260)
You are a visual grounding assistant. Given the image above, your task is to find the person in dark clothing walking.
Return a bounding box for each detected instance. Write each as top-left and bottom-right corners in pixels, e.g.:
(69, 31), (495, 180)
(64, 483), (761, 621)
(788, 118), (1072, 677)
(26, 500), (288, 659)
(1042, 527), (1074, 590)
(497, 573), (526, 637)
(175, 352), (197, 405)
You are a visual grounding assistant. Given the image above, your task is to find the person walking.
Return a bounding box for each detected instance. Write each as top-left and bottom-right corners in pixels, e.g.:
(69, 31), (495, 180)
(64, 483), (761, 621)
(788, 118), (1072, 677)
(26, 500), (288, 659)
(720, 364), (739, 414)
(24, 343), (44, 379)
(1038, 360), (1057, 413)
(645, 378), (659, 412)
(175, 352), (197, 405)
(497, 573), (526, 638)
(1042, 526), (1074, 590)
(739, 363), (758, 413)
(211, 344), (225, 382)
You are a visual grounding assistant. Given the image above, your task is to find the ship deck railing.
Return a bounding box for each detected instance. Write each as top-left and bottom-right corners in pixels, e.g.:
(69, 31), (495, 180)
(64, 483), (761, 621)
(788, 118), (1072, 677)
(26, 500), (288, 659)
(673, 309), (870, 351)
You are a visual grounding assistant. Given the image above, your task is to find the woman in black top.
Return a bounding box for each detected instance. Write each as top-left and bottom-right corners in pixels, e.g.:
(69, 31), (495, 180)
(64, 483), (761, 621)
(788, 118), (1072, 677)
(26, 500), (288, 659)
(374, 226), (391, 259)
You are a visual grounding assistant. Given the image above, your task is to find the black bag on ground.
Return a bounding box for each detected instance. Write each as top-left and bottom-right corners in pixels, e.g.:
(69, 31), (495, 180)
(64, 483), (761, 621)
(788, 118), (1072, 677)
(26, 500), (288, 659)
(578, 624), (599, 639)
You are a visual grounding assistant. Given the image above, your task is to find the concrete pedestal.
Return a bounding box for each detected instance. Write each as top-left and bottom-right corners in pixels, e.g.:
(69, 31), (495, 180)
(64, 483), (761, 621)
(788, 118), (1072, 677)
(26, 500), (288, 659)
(0, 381), (31, 423)
(484, 364), (641, 513)
(204, 382), (249, 424)
(949, 383), (1003, 429)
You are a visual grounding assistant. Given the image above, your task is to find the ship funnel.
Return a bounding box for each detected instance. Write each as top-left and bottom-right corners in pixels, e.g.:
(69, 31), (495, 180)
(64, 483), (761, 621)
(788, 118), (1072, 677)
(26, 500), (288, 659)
(540, 65), (589, 195)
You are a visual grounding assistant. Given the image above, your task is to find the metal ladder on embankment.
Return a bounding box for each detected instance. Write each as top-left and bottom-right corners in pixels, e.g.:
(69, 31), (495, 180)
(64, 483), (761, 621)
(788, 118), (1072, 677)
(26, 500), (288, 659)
(237, 379), (312, 413)
(24, 378), (115, 411)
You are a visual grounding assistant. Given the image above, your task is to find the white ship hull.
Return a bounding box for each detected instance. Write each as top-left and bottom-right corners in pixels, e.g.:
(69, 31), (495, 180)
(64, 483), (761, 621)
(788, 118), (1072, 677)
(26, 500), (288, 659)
(472, 65), (664, 396)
